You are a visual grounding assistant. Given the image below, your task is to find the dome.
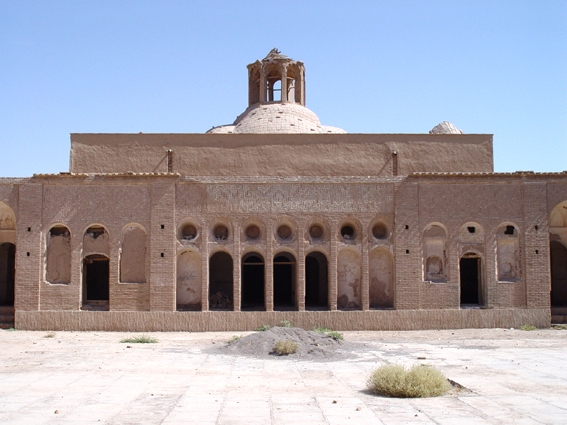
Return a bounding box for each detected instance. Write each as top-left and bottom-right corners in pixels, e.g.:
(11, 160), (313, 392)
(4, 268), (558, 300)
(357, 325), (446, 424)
(429, 121), (463, 134)
(207, 49), (346, 134)
(207, 103), (346, 134)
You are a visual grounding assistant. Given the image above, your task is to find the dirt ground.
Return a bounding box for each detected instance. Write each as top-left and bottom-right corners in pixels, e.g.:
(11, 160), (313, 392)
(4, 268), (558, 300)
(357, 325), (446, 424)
(1, 326), (566, 424)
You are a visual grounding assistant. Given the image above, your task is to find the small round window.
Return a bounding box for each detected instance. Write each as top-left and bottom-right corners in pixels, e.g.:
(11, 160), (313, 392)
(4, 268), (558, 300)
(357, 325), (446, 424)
(372, 223), (388, 240)
(309, 224), (324, 240)
(181, 224), (197, 240)
(213, 224), (229, 241)
(277, 224), (293, 240)
(340, 224), (356, 241)
(245, 224), (261, 240)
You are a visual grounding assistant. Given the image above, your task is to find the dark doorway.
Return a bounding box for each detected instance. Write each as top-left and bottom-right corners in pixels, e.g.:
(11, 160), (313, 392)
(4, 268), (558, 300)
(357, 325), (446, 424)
(460, 255), (482, 306)
(305, 252), (329, 310)
(209, 252), (234, 310)
(274, 253), (296, 311)
(0, 243), (15, 306)
(550, 241), (567, 307)
(83, 254), (109, 310)
(241, 254), (265, 311)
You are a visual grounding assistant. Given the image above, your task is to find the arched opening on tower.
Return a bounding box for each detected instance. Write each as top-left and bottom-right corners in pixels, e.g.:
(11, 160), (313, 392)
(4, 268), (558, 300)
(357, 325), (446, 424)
(273, 253), (296, 311)
(305, 252), (329, 310)
(209, 252), (233, 310)
(270, 80), (281, 102)
(241, 253), (265, 311)
(550, 241), (567, 307)
(0, 243), (15, 306)
(460, 254), (483, 307)
(82, 254), (110, 311)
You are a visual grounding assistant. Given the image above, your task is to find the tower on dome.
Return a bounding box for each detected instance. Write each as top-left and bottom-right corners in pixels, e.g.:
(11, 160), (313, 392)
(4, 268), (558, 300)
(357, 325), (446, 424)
(247, 48), (306, 106)
(207, 50), (345, 134)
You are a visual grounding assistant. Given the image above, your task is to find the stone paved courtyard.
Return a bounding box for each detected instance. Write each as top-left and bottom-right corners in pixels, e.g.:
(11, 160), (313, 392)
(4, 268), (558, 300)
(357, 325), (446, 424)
(1, 327), (566, 424)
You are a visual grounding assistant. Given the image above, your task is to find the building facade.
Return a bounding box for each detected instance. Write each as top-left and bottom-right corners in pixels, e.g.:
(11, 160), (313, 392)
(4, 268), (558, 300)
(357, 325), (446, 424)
(1, 50), (566, 331)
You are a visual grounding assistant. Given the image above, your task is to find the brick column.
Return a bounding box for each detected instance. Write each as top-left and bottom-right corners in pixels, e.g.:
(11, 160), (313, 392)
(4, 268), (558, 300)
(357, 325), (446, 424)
(149, 181), (176, 311)
(297, 229), (306, 311)
(329, 220), (338, 310)
(393, 180), (421, 310)
(201, 219), (209, 311)
(15, 183), (43, 312)
(361, 221), (370, 310)
(484, 229), (497, 307)
(233, 223), (241, 312)
(265, 220), (274, 312)
(280, 67), (288, 102)
(523, 182), (551, 309)
(108, 239), (120, 311)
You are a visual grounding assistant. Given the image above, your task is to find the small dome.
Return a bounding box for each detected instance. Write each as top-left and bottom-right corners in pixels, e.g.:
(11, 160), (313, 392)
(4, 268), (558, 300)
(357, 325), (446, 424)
(207, 103), (346, 134)
(430, 121), (463, 134)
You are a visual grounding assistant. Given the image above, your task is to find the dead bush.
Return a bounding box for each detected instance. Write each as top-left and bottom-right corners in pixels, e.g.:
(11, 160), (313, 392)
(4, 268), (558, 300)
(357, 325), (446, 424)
(272, 339), (298, 355)
(367, 364), (451, 398)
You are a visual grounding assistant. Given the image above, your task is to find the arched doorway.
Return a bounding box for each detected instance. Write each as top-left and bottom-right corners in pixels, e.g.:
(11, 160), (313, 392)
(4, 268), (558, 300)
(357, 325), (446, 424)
(273, 253), (296, 311)
(209, 252), (233, 310)
(305, 252), (328, 310)
(460, 254), (482, 306)
(550, 241), (567, 307)
(369, 248), (393, 309)
(177, 249), (202, 311)
(82, 254), (109, 311)
(0, 243), (15, 306)
(241, 253), (265, 311)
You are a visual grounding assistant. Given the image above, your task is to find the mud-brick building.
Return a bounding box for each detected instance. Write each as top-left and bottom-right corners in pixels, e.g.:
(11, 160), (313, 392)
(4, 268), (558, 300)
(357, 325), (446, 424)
(1, 49), (566, 331)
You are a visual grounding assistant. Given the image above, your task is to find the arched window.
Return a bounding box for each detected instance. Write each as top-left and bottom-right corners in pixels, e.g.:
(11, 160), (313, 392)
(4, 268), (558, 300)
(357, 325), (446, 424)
(496, 223), (520, 282)
(209, 252), (233, 310)
(423, 224), (447, 282)
(273, 252), (296, 311)
(241, 253), (265, 311)
(305, 252), (329, 310)
(369, 248), (393, 309)
(0, 243), (15, 306)
(120, 225), (146, 283)
(337, 249), (361, 310)
(550, 201), (567, 307)
(47, 225), (71, 284)
(177, 249), (201, 311)
(460, 253), (483, 307)
(82, 226), (110, 310)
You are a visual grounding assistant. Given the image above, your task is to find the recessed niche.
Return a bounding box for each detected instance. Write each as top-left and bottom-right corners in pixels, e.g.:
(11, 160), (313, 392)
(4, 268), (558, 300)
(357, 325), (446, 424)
(372, 223), (388, 240)
(340, 224), (355, 241)
(309, 224), (324, 239)
(277, 225), (293, 240)
(181, 224), (198, 240)
(213, 224), (229, 241)
(245, 224), (261, 240)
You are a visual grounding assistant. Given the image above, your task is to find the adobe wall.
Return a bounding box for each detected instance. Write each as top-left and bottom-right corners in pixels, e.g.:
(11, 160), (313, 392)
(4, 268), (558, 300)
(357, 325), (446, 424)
(7, 172), (565, 331)
(405, 174), (555, 312)
(16, 308), (550, 332)
(70, 133), (493, 176)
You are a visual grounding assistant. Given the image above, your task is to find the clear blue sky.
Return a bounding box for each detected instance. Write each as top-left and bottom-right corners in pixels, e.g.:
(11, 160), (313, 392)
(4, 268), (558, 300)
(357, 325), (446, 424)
(1, 1), (566, 176)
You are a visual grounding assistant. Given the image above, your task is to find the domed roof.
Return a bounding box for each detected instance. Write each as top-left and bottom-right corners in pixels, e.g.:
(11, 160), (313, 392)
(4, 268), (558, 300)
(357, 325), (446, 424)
(207, 103), (346, 134)
(429, 121), (463, 134)
(207, 50), (346, 135)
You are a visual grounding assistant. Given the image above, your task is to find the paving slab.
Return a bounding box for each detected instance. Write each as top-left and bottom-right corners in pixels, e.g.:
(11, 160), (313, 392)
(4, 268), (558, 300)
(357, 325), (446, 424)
(0, 328), (566, 424)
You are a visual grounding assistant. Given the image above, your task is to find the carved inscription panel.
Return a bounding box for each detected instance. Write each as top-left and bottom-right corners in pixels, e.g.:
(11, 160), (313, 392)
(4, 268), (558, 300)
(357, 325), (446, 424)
(184, 184), (394, 214)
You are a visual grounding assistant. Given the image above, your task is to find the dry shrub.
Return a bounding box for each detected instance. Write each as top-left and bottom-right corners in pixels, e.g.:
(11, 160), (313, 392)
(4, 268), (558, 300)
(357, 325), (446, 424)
(367, 364), (451, 398)
(120, 335), (158, 344)
(520, 325), (537, 331)
(273, 339), (298, 355)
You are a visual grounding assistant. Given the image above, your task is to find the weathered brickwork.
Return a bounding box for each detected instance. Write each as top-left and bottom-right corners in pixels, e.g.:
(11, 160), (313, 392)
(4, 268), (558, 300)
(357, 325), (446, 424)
(0, 171), (564, 331)
(0, 51), (565, 331)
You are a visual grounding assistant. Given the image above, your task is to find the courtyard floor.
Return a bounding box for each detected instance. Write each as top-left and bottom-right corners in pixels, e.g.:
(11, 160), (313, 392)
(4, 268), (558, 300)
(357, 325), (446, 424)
(0, 327), (566, 424)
